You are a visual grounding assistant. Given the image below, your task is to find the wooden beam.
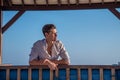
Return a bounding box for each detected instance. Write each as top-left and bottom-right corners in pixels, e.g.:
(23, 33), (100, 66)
(46, 0), (49, 6)
(33, 0), (37, 6)
(28, 68), (32, 80)
(2, 10), (25, 33)
(0, 0), (3, 65)
(111, 68), (115, 80)
(2, 2), (120, 11)
(109, 8), (120, 20)
(100, 68), (103, 80)
(66, 68), (70, 80)
(6, 68), (10, 80)
(77, 68), (80, 80)
(7, 0), (12, 6)
(88, 68), (92, 80)
(39, 68), (42, 80)
(17, 68), (21, 80)
(50, 70), (53, 80)
(76, 0), (79, 5)
(57, 0), (61, 6)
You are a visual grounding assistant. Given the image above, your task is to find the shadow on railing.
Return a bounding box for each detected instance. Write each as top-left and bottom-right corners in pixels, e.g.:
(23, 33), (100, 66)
(0, 65), (120, 80)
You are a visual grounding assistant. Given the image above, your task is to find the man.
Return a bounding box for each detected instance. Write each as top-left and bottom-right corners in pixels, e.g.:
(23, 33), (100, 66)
(29, 24), (70, 70)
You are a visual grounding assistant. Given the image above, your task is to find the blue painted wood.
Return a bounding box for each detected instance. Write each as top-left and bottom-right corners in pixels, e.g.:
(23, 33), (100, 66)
(70, 69), (77, 80)
(58, 69), (66, 80)
(0, 67), (120, 80)
(42, 69), (50, 80)
(92, 69), (100, 80)
(103, 69), (111, 80)
(10, 69), (17, 80)
(115, 69), (120, 80)
(32, 69), (39, 80)
(81, 69), (88, 80)
(0, 69), (6, 80)
(21, 69), (28, 80)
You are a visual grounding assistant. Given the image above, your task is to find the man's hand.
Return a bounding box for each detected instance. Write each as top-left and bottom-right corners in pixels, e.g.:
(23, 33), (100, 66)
(44, 59), (58, 70)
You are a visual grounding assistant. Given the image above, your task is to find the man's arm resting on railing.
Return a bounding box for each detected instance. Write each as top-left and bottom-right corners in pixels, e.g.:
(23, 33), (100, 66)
(29, 59), (69, 65)
(29, 59), (58, 70)
(29, 59), (52, 65)
(29, 60), (46, 65)
(51, 59), (69, 65)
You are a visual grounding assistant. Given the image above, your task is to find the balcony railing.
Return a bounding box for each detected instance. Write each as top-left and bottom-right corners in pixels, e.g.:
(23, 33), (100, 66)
(0, 65), (120, 80)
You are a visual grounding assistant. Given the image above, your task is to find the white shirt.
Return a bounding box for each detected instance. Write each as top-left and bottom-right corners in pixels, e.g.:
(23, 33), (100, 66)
(29, 39), (70, 63)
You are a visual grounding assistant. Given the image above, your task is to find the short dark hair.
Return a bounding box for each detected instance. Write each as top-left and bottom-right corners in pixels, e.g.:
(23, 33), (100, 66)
(42, 24), (56, 36)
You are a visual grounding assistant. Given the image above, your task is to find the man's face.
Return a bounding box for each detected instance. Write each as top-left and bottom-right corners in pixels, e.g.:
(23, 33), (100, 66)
(45, 28), (57, 42)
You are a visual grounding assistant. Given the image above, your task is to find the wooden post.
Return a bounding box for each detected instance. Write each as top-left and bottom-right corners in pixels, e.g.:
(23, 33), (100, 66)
(39, 68), (42, 80)
(17, 68), (21, 80)
(28, 68), (31, 80)
(111, 68), (115, 80)
(55, 68), (59, 79)
(100, 68), (103, 80)
(6, 68), (10, 80)
(0, 0), (3, 64)
(66, 68), (70, 80)
(50, 69), (53, 80)
(77, 68), (81, 80)
(88, 68), (92, 80)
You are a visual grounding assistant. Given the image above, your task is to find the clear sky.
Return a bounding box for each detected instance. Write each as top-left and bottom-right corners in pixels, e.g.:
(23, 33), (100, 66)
(2, 8), (120, 65)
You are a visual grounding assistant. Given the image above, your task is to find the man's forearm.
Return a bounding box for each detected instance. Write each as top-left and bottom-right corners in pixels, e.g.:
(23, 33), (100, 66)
(29, 59), (69, 65)
(29, 59), (48, 65)
(51, 59), (69, 65)
(29, 59), (58, 70)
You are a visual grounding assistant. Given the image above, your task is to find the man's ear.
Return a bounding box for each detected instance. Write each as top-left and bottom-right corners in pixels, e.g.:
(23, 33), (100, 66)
(45, 32), (48, 37)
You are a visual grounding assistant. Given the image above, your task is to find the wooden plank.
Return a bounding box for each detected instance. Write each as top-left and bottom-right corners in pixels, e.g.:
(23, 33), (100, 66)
(77, 68), (80, 80)
(2, 10), (25, 33)
(100, 68), (103, 80)
(111, 68), (115, 80)
(88, 68), (92, 80)
(17, 68), (20, 80)
(28, 68), (31, 80)
(2, 2), (120, 11)
(55, 68), (59, 79)
(0, 8), (2, 64)
(39, 68), (42, 80)
(109, 8), (120, 20)
(6, 69), (10, 80)
(50, 69), (53, 80)
(66, 68), (70, 80)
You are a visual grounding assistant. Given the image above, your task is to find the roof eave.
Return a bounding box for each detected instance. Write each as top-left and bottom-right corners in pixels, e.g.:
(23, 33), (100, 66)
(2, 2), (120, 11)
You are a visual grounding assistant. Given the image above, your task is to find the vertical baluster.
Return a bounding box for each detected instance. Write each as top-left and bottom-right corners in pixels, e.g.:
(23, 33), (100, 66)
(6, 68), (10, 80)
(77, 68), (80, 80)
(50, 69), (53, 80)
(17, 68), (20, 80)
(66, 68), (70, 80)
(88, 68), (92, 80)
(39, 68), (42, 80)
(111, 68), (115, 80)
(28, 68), (31, 80)
(55, 68), (59, 79)
(100, 68), (103, 80)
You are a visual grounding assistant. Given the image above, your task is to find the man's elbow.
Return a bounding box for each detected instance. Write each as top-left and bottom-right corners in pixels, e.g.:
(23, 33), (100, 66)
(29, 61), (33, 65)
(29, 60), (37, 65)
(66, 61), (70, 65)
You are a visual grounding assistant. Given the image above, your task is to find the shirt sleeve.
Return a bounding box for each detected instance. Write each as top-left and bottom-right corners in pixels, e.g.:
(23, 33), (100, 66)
(59, 41), (70, 64)
(29, 42), (39, 61)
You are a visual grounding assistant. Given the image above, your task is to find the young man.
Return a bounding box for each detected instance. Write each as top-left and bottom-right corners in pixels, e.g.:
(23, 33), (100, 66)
(29, 24), (70, 70)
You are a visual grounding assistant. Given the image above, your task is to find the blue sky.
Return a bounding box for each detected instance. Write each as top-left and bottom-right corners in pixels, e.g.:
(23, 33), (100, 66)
(2, 8), (120, 65)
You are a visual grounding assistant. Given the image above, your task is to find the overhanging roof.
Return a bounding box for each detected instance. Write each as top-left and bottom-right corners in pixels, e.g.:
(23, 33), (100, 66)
(1, 0), (120, 10)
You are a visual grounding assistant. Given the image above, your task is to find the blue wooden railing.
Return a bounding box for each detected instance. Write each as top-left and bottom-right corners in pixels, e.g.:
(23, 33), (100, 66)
(0, 65), (120, 80)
